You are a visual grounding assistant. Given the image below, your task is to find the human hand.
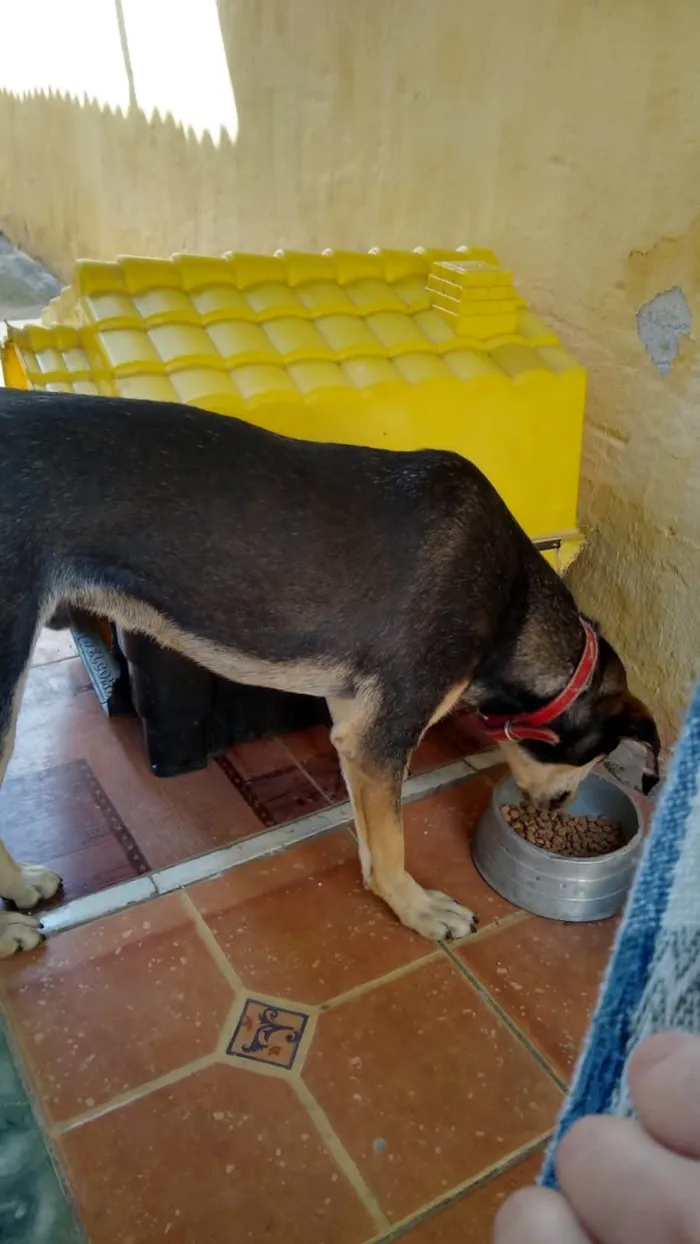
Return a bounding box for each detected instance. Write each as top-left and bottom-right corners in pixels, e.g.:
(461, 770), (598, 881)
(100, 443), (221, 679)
(494, 1032), (700, 1244)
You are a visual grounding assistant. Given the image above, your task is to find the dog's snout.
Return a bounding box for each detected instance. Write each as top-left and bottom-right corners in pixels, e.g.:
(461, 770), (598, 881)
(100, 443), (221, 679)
(520, 788), (570, 812)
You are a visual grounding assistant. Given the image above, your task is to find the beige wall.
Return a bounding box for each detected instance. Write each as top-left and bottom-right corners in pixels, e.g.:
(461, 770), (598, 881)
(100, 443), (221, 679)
(2, 0), (699, 741)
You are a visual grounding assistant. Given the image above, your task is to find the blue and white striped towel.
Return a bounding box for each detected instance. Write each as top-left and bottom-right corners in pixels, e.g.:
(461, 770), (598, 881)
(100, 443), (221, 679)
(541, 681), (700, 1186)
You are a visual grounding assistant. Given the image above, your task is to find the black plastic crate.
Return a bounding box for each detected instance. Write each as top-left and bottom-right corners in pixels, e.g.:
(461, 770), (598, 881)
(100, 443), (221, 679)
(68, 612), (329, 777)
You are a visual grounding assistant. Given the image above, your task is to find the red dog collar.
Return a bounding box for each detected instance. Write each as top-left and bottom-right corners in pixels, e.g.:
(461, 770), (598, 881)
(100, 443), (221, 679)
(479, 619), (599, 746)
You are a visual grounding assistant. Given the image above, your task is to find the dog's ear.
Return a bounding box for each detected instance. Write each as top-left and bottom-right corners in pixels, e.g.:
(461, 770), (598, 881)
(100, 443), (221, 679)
(619, 693), (662, 794)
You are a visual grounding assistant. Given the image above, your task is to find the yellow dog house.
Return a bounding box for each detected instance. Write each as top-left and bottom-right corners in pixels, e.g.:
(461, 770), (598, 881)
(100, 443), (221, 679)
(2, 246), (585, 570)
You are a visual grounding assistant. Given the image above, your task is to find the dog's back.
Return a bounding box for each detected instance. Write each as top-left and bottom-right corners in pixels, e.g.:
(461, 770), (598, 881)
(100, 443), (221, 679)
(0, 387), (528, 674)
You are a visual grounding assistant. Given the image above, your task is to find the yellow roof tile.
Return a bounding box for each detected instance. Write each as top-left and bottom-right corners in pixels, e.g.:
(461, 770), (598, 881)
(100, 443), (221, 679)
(2, 246), (587, 542)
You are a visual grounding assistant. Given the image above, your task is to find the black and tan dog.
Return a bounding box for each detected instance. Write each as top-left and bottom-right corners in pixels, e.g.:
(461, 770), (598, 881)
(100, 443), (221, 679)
(0, 388), (659, 956)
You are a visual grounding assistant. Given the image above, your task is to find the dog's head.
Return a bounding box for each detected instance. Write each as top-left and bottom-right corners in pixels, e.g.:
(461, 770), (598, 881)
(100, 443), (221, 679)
(496, 633), (660, 809)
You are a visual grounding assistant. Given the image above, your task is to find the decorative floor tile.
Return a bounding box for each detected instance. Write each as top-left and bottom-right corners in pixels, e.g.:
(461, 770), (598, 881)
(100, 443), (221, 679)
(399, 1149), (543, 1243)
(227, 998), (309, 1069)
(190, 830), (430, 1005)
(303, 957), (562, 1221)
(218, 736), (329, 825)
(281, 725), (347, 804)
(0, 1024), (83, 1244)
(56, 1063), (376, 1244)
(0, 760), (149, 904)
(0, 894), (234, 1123)
(458, 915), (618, 1078)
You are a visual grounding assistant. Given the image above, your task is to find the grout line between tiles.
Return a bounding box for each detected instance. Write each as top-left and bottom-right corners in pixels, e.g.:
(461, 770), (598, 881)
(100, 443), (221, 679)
(213, 1049), (305, 1082)
(318, 913), (529, 1016)
(30, 653), (77, 669)
(447, 908), (531, 950)
(275, 735), (335, 804)
(442, 948), (568, 1093)
(368, 1130), (551, 1244)
(319, 950), (442, 1013)
(50, 1053), (217, 1135)
(36, 758), (481, 938)
(215, 999), (248, 1056)
(179, 891), (246, 995)
(293, 1077), (390, 1234)
(285, 1007), (318, 1078)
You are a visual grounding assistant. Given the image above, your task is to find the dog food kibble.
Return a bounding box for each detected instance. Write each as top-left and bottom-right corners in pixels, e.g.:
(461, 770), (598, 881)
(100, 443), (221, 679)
(501, 803), (626, 857)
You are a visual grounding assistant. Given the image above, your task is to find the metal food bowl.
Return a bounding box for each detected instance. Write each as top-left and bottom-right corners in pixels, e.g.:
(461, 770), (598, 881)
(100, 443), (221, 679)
(472, 771), (643, 922)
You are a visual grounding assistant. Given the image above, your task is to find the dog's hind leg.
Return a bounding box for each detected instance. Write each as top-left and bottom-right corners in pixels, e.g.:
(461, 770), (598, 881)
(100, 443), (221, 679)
(0, 616), (61, 957)
(328, 692), (477, 942)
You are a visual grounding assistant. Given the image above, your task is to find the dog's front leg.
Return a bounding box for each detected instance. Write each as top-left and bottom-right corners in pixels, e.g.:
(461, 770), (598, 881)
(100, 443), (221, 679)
(329, 699), (477, 941)
(0, 666), (61, 957)
(341, 755), (477, 940)
(0, 841), (61, 958)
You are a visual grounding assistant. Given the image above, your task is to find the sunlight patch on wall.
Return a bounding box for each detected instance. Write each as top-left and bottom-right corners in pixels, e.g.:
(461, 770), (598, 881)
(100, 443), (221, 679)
(0, 0), (238, 143)
(0, 0), (130, 111)
(120, 0), (238, 141)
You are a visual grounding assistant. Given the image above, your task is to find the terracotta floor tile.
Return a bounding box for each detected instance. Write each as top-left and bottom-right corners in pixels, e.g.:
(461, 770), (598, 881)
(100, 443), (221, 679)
(304, 957), (562, 1221)
(226, 735), (298, 780)
(189, 830), (431, 1005)
(411, 711), (492, 774)
(38, 836), (146, 900)
(0, 759), (148, 904)
(0, 894), (234, 1122)
(399, 1149), (543, 1243)
(21, 656), (92, 709)
(9, 659), (105, 778)
(190, 778), (514, 1006)
(281, 715), (497, 801)
(480, 761), (510, 786)
(219, 735), (328, 825)
(57, 1063), (375, 1244)
(90, 717), (265, 868)
(281, 725), (348, 804)
(404, 781), (518, 929)
(458, 916), (618, 1077)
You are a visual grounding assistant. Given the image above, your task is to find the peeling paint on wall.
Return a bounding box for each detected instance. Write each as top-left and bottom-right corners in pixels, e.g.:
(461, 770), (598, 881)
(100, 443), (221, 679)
(636, 287), (692, 375)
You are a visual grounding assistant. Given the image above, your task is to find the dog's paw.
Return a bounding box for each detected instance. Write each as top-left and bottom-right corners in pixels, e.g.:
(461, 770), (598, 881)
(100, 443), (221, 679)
(4, 864), (62, 910)
(0, 912), (45, 958)
(416, 889), (479, 941)
(393, 881), (478, 942)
